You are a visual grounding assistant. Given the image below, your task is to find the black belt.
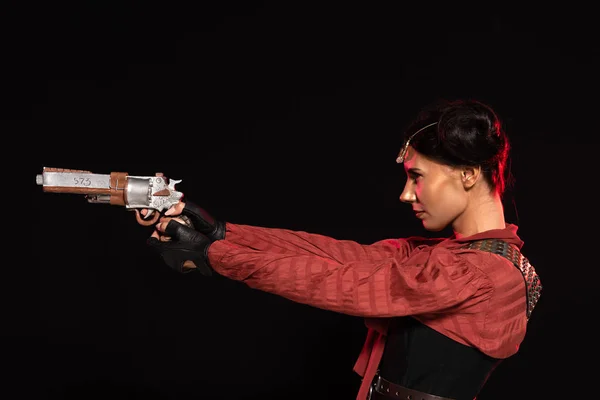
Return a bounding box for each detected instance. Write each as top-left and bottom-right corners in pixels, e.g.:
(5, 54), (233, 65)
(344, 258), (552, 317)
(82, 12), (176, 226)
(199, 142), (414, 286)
(368, 374), (455, 400)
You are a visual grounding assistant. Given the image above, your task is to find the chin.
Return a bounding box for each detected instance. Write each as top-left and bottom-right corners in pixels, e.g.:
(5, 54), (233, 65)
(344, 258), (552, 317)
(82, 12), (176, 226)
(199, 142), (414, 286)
(424, 226), (445, 232)
(422, 220), (447, 232)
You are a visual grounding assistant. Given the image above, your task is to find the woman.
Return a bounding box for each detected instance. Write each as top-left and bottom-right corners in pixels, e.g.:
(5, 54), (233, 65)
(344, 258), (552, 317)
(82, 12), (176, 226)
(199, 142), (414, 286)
(147, 99), (542, 400)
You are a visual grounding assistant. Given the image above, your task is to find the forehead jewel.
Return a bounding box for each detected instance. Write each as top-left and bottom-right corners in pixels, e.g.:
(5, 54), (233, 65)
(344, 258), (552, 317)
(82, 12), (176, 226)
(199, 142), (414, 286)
(396, 122), (438, 163)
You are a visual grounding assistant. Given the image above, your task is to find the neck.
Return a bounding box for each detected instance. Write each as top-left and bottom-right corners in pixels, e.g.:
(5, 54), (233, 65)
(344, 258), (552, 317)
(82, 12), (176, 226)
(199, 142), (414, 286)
(453, 191), (506, 239)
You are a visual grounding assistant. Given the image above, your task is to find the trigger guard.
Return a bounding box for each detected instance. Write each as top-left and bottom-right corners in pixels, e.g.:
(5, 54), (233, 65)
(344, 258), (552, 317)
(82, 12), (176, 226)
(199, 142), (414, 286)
(134, 209), (161, 226)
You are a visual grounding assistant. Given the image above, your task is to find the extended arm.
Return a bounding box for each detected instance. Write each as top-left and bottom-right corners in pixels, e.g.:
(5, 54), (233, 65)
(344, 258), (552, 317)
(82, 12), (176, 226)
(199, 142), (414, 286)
(207, 238), (487, 318)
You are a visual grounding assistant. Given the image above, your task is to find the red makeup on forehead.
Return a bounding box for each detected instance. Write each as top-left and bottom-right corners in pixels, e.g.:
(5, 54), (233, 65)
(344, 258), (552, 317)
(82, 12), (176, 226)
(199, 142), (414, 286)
(402, 147), (422, 171)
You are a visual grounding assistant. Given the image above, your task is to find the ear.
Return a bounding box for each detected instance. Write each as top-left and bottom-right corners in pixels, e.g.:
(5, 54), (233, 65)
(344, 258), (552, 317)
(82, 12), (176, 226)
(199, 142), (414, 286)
(461, 166), (481, 189)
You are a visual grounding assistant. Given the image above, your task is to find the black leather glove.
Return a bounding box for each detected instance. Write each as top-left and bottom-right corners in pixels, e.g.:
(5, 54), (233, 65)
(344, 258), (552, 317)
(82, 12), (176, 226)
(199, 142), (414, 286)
(178, 201), (226, 241)
(147, 219), (214, 276)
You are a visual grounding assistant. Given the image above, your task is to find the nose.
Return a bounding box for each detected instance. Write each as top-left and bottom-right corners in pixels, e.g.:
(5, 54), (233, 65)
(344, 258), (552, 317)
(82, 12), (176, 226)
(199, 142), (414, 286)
(399, 181), (415, 204)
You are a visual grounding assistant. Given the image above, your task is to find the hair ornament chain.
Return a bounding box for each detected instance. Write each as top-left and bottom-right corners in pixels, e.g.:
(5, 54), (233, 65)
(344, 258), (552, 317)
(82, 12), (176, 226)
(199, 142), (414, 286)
(396, 122), (438, 163)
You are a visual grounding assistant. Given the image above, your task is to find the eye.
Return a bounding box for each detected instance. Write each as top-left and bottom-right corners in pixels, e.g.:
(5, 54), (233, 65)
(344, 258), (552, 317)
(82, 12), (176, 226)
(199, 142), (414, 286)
(408, 172), (421, 182)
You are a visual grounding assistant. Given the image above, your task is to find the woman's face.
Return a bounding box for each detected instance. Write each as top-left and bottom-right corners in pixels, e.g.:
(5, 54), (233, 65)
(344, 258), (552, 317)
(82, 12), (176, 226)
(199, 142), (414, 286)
(399, 146), (468, 231)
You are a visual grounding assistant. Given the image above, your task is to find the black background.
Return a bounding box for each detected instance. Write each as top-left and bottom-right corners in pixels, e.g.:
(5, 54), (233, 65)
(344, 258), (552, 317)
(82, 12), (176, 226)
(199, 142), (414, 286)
(12, 1), (600, 399)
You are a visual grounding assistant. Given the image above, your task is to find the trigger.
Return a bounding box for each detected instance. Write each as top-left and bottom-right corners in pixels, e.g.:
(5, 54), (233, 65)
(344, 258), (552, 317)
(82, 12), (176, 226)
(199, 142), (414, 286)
(134, 209), (160, 226)
(143, 209), (155, 220)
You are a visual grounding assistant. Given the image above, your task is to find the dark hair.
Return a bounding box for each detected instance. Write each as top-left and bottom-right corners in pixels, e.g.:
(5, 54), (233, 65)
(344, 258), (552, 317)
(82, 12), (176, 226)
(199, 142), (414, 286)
(403, 99), (512, 196)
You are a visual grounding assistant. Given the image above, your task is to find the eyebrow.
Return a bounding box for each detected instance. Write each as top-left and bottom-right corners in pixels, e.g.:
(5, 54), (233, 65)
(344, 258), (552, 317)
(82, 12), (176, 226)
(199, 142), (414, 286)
(406, 167), (423, 174)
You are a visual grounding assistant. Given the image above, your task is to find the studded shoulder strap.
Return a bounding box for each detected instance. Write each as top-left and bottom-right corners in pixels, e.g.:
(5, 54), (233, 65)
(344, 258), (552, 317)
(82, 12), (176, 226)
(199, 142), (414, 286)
(466, 239), (542, 320)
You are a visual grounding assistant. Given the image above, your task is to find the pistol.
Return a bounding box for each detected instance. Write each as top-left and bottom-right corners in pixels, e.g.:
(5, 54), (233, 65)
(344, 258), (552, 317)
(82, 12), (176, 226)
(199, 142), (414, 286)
(36, 167), (184, 226)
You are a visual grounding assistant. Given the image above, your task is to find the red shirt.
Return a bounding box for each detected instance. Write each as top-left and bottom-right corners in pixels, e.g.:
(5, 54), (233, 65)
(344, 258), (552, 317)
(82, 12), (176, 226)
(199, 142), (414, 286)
(207, 223), (535, 400)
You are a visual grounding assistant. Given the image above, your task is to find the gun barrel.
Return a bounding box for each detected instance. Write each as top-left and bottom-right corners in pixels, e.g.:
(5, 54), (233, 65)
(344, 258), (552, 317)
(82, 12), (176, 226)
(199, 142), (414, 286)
(37, 170), (110, 188)
(36, 167), (129, 206)
(37, 170), (113, 195)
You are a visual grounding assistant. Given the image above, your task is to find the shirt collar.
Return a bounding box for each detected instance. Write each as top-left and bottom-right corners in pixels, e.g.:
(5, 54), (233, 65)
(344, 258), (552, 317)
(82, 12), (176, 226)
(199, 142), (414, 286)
(444, 223), (524, 249)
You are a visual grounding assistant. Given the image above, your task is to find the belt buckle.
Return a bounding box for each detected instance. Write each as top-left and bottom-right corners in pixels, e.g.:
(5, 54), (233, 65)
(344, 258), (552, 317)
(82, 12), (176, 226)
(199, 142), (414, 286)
(367, 374), (381, 400)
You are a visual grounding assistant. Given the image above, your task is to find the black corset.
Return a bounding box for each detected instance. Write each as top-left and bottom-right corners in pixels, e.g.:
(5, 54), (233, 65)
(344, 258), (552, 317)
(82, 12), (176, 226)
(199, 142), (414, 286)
(377, 317), (502, 400)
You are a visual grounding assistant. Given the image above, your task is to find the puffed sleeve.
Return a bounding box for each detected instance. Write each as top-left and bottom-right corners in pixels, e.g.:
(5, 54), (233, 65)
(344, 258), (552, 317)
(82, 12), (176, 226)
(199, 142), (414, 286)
(207, 224), (490, 318)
